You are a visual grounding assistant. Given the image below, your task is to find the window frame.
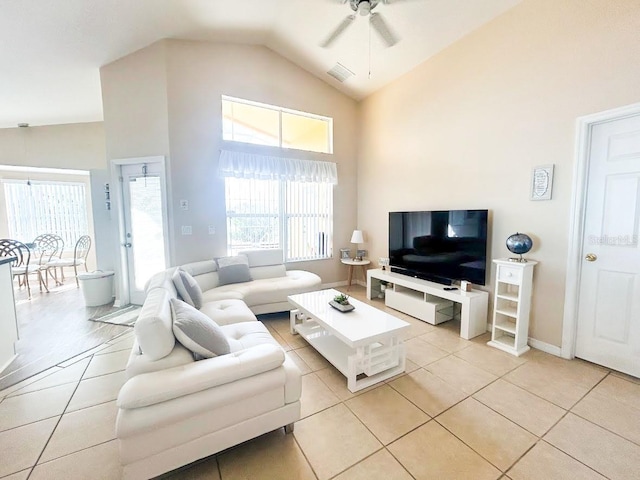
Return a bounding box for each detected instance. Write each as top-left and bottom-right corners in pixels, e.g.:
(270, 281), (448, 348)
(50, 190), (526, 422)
(222, 95), (334, 154)
(2, 179), (89, 250)
(224, 177), (333, 263)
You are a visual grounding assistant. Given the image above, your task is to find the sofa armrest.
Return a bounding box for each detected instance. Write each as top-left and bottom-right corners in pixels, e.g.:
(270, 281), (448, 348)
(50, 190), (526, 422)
(117, 344), (285, 409)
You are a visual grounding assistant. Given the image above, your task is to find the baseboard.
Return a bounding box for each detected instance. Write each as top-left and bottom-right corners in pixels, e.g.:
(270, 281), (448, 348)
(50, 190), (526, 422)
(321, 281), (349, 289)
(528, 337), (562, 357)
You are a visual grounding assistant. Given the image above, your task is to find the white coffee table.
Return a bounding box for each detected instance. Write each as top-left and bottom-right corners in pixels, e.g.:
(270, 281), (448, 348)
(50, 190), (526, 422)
(288, 288), (410, 392)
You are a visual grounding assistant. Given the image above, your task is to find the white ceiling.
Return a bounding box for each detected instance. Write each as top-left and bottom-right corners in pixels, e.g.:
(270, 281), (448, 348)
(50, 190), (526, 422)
(0, 0), (522, 129)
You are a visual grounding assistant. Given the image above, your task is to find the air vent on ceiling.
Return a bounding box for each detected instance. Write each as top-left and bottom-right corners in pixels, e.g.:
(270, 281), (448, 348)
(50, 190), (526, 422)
(327, 63), (355, 83)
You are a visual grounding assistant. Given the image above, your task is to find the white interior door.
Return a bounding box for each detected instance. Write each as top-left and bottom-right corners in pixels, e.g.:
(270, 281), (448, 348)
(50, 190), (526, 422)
(121, 163), (168, 305)
(575, 113), (640, 377)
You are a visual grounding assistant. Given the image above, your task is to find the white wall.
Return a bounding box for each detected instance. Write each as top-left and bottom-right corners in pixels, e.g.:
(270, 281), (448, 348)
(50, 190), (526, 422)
(357, 0), (640, 347)
(101, 40), (359, 284)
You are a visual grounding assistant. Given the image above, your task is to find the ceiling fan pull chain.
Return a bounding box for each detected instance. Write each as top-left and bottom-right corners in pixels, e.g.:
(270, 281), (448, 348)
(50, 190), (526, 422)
(368, 15), (372, 79)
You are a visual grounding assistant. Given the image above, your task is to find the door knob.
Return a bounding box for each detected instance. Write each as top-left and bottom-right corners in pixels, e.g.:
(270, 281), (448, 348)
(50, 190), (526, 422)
(585, 253), (597, 262)
(123, 242), (132, 248)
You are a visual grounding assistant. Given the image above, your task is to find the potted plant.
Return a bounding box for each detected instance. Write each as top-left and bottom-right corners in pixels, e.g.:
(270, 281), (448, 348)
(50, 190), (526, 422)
(330, 293), (354, 312)
(334, 293), (349, 304)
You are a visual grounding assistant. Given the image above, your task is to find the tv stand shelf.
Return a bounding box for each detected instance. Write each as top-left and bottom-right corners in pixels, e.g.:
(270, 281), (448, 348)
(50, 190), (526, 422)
(367, 269), (489, 340)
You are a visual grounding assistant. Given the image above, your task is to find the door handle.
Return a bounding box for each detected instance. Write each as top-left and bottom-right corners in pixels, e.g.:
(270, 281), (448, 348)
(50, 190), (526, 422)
(123, 242), (132, 248)
(585, 253), (597, 262)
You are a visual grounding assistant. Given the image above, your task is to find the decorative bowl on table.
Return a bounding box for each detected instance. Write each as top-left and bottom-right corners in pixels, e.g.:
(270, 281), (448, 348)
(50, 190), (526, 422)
(329, 293), (355, 312)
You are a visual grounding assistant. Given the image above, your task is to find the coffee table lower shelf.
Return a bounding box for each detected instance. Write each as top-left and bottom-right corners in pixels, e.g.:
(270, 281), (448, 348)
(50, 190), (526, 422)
(291, 316), (406, 392)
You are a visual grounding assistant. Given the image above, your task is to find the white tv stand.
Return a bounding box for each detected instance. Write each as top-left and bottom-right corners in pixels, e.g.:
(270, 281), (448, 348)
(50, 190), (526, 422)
(367, 268), (489, 340)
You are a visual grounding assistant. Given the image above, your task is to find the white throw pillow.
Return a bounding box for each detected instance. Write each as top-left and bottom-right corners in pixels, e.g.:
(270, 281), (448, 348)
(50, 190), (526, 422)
(170, 298), (237, 359)
(172, 268), (203, 309)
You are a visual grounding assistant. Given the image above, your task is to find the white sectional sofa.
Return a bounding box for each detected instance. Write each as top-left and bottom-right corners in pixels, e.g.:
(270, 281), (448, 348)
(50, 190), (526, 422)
(116, 250), (321, 479)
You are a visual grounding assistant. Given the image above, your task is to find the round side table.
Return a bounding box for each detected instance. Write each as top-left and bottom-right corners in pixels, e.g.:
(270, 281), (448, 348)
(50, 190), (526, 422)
(340, 258), (371, 291)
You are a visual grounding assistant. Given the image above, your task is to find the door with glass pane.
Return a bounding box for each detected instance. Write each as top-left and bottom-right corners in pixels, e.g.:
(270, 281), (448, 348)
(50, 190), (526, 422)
(121, 163), (168, 305)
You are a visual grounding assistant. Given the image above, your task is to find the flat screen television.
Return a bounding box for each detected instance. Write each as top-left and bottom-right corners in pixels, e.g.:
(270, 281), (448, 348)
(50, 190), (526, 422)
(389, 209), (489, 286)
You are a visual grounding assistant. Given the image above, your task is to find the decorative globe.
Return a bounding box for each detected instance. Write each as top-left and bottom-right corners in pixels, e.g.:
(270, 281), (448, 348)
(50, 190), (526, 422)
(506, 233), (533, 258)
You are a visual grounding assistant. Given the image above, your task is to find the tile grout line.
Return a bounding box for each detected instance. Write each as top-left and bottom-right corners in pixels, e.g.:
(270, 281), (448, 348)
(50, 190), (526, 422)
(385, 358), (540, 474)
(506, 371), (615, 479)
(25, 353), (93, 479)
(271, 299), (623, 479)
(291, 429), (321, 480)
(541, 370), (640, 460)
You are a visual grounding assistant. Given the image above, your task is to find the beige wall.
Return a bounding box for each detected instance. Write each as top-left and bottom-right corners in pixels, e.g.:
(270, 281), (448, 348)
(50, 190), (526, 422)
(0, 123), (105, 170)
(0, 122), (106, 272)
(100, 42), (170, 161)
(101, 40), (359, 283)
(357, 0), (640, 347)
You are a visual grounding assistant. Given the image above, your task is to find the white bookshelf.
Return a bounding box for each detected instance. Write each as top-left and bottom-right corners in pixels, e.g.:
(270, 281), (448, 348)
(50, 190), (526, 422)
(487, 259), (537, 356)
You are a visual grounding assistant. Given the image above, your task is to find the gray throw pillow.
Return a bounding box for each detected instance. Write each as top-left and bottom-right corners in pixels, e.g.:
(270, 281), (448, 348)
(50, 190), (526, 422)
(170, 298), (230, 359)
(217, 255), (252, 286)
(172, 268), (203, 309)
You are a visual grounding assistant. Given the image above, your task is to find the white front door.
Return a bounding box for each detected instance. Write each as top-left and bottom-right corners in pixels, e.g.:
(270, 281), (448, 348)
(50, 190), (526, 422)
(121, 163), (168, 305)
(575, 113), (640, 377)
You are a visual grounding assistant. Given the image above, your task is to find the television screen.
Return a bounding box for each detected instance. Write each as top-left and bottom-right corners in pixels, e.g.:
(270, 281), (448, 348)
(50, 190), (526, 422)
(389, 210), (489, 285)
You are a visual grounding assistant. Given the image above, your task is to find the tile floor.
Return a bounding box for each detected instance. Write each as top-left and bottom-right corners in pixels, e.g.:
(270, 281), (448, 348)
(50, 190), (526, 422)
(1, 286), (639, 480)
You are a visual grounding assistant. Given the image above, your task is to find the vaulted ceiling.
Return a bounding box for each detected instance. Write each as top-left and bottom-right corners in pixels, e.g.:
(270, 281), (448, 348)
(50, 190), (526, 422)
(0, 0), (522, 129)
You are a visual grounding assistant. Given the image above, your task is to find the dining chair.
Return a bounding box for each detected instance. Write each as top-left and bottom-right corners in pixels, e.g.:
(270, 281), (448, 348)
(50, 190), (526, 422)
(0, 238), (43, 299)
(32, 234), (64, 290)
(46, 235), (91, 287)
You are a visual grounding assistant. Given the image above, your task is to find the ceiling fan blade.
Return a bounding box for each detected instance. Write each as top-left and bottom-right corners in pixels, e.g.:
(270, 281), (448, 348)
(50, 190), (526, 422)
(320, 15), (356, 48)
(370, 12), (399, 47)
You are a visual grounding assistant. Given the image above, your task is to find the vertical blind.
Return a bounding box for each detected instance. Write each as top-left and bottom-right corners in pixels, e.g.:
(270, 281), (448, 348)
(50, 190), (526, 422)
(220, 150), (336, 261)
(285, 181), (333, 261)
(3, 180), (88, 249)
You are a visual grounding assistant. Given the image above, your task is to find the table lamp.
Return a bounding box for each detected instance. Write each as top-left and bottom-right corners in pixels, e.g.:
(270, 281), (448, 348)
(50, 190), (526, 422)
(350, 230), (364, 260)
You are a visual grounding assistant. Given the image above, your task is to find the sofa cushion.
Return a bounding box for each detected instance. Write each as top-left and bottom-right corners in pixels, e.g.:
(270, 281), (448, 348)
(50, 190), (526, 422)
(126, 341), (194, 379)
(172, 269), (203, 309)
(180, 260), (218, 276)
(170, 299), (232, 359)
(217, 255), (252, 286)
(200, 299), (257, 326)
(220, 321), (281, 351)
(250, 264), (286, 280)
(180, 260), (220, 292)
(117, 344), (286, 411)
(241, 249), (283, 267)
(145, 268), (179, 297)
(134, 288), (176, 361)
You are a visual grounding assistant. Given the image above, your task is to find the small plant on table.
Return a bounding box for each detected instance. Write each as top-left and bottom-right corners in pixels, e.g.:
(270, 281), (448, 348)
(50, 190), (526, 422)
(333, 293), (350, 305)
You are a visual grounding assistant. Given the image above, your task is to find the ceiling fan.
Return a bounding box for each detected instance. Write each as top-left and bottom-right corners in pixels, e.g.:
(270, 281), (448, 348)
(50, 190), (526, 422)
(321, 0), (404, 49)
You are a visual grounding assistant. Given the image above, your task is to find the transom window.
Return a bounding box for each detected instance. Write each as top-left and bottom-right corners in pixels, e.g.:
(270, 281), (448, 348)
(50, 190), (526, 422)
(222, 96), (333, 154)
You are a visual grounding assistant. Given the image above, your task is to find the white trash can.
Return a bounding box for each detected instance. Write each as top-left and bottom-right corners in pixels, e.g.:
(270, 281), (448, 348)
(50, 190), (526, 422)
(78, 270), (115, 307)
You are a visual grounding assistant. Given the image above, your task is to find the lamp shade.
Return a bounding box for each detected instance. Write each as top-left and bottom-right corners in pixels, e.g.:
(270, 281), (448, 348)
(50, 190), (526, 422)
(350, 230), (364, 244)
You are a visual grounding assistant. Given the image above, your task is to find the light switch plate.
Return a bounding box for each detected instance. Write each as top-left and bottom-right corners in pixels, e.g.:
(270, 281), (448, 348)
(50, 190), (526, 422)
(180, 199), (188, 210)
(181, 225), (192, 235)
(208, 226), (216, 235)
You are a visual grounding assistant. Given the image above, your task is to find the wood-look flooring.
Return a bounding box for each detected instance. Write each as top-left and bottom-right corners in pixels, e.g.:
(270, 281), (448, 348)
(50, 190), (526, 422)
(0, 280), (131, 390)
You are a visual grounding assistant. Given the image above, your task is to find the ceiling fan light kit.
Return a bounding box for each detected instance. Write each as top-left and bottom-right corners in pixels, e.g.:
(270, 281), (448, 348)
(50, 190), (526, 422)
(358, 1), (371, 16)
(322, 0), (401, 49)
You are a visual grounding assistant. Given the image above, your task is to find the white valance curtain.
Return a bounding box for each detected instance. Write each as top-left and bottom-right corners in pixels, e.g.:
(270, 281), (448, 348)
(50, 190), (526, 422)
(219, 150), (338, 184)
